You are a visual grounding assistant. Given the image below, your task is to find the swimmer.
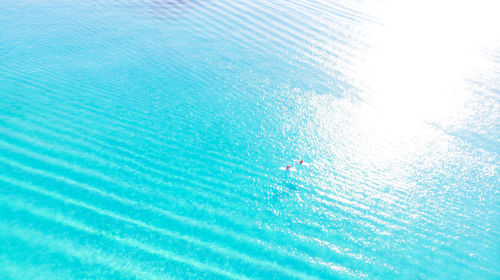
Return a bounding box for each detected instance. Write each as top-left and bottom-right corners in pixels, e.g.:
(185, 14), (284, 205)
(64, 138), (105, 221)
(279, 165), (296, 171)
(294, 158), (309, 166)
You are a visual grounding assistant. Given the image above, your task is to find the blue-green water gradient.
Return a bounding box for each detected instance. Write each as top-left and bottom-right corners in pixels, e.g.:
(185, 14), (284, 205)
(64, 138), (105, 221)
(1, 0), (499, 279)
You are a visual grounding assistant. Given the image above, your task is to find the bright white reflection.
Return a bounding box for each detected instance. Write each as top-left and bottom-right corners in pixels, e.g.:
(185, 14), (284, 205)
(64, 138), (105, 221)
(358, 0), (499, 125)
(306, 0), (499, 185)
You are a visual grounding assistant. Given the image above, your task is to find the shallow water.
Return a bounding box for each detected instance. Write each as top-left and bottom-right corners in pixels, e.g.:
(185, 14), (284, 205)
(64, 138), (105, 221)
(0, 0), (499, 279)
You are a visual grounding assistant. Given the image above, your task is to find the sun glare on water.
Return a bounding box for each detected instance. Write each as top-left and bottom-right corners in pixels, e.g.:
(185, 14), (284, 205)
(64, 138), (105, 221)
(344, 0), (500, 177)
(305, 0), (499, 185)
(359, 0), (499, 124)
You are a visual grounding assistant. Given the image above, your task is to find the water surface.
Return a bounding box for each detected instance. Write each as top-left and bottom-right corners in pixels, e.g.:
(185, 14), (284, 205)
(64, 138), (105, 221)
(0, 0), (499, 279)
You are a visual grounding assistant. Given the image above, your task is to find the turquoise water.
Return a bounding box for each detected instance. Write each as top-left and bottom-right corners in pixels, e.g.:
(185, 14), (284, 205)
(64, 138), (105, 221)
(1, 0), (499, 279)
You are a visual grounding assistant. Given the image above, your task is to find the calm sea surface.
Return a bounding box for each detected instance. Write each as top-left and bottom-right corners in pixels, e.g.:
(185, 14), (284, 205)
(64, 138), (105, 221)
(1, 0), (499, 279)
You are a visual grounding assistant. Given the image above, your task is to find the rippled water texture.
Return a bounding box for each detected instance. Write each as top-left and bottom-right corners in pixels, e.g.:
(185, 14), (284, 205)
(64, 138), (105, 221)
(1, 0), (499, 279)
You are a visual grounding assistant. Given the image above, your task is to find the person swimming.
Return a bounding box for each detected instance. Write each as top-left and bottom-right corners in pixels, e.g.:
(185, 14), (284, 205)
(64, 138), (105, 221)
(294, 158), (308, 166)
(280, 164), (297, 172)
